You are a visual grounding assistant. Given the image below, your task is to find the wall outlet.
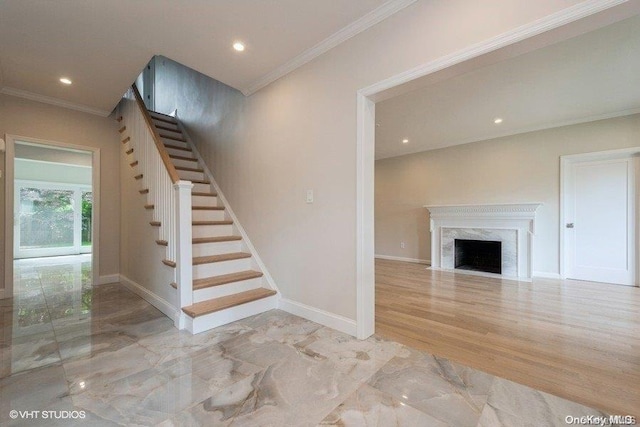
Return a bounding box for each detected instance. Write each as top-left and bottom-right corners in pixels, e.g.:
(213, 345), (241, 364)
(400, 241), (405, 249)
(306, 189), (314, 204)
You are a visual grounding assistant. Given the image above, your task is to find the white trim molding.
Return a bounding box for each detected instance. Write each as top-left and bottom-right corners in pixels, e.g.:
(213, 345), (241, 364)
(98, 274), (120, 285)
(279, 297), (357, 337)
(242, 0), (418, 95)
(119, 274), (180, 323)
(533, 271), (562, 280)
(375, 254), (430, 265)
(0, 86), (111, 117)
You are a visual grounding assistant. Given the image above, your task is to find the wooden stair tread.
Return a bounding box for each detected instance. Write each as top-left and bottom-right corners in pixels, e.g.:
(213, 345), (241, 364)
(164, 144), (191, 152)
(162, 259), (176, 268)
(193, 270), (264, 290)
(192, 191), (218, 197)
(144, 204), (154, 209)
(193, 220), (233, 226)
(126, 148), (134, 155)
(121, 136), (130, 144)
(176, 166), (204, 172)
(191, 179), (210, 185)
(193, 252), (251, 265)
(192, 236), (242, 244)
(182, 288), (276, 318)
(156, 240), (168, 246)
(169, 154), (197, 161)
(155, 124), (181, 133)
(139, 189), (149, 194)
(135, 174), (144, 180)
(150, 221), (161, 227)
(149, 112), (177, 123)
(193, 206), (224, 210)
(118, 126), (126, 133)
(160, 133), (187, 142)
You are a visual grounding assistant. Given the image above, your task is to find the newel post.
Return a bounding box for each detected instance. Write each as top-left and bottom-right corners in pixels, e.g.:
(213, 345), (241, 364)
(174, 180), (193, 329)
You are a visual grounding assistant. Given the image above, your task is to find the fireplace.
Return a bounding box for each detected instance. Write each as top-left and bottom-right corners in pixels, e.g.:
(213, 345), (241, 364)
(454, 239), (502, 274)
(425, 203), (541, 280)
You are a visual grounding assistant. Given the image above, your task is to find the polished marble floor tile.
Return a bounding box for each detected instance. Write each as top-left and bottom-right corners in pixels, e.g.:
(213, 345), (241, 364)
(319, 384), (448, 426)
(1, 255), (614, 426)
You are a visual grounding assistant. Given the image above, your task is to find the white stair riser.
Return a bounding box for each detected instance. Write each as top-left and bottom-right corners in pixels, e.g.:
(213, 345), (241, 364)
(153, 121), (179, 132)
(162, 139), (188, 149)
(192, 224), (234, 238)
(192, 241), (243, 257)
(172, 158), (199, 169)
(178, 170), (205, 181)
(165, 147), (194, 157)
(192, 258), (253, 279)
(192, 209), (225, 221)
(192, 195), (218, 206)
(186, 295), (278, 334)
(192, 182), (212, 193)
(192, 277), (263, 303)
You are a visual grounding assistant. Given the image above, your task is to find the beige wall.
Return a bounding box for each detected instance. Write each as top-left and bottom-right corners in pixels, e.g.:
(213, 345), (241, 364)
(118, 143), (176, 307)
(0, 94), (121, 292)
(375, 114), (640, 274)
(173, 0), (588, 320)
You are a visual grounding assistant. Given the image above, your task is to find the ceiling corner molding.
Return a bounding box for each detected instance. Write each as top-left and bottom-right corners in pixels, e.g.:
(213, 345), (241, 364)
(241, 0), (419, 96)
(0, 86), (111, 117)
(361, 0), (630, 98)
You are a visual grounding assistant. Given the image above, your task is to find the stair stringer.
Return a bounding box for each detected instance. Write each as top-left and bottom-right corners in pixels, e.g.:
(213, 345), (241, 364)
(171, 119), (281, 298)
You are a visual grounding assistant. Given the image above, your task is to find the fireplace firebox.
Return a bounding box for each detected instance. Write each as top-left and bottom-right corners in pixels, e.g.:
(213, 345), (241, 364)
(454, 239), (502, 274)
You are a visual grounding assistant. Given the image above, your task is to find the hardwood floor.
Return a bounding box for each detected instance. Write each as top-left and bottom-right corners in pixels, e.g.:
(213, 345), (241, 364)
(375, 258), (640, 417)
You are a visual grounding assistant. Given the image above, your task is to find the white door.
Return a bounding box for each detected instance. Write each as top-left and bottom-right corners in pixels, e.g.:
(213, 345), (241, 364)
(564, 155), (636, 286)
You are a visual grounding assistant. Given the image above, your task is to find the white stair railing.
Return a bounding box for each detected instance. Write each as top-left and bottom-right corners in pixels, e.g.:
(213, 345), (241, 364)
(118, 85), (193, 327)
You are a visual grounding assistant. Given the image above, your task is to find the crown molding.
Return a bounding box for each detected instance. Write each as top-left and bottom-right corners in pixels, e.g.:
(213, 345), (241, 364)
(0, 86), (111, 117)
(241, 0), (418, 96)
(360, 0), (630, 99)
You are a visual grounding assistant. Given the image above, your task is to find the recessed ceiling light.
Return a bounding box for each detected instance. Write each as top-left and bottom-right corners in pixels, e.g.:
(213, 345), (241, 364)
(233, 42), (245, 52)
(494, 118), (503, 124)
(402, 139), (409, 144)
(59, 77), (72, 85)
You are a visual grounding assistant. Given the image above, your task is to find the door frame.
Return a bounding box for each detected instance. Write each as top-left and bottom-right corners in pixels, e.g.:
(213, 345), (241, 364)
(3, 135), (101, 297)
(559, 147), (640, 286)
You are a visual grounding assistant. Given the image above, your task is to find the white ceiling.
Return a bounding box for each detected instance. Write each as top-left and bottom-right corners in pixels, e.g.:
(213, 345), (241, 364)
(375, 14), (640, 160)
(0, 0), (400, 115)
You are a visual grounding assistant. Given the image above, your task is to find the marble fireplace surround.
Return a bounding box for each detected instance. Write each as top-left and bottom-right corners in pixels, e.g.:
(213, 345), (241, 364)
(425, 203), (542, 280)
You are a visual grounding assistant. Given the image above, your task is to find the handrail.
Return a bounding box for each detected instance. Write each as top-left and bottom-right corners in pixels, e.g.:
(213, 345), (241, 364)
(131, 83), (181, 183)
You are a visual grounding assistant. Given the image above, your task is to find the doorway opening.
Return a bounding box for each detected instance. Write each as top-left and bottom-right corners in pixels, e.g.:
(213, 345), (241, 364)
(4, 136), (101, 297)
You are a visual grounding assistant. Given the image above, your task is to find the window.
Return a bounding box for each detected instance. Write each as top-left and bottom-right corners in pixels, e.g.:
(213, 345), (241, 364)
(14, 180), (92, 258)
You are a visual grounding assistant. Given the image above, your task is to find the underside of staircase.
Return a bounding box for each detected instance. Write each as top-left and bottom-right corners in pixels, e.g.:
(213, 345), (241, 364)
(119, 103), (277, 334)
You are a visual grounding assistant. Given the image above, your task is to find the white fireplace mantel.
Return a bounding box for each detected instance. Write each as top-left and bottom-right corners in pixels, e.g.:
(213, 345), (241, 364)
(424, 203), (542, 280)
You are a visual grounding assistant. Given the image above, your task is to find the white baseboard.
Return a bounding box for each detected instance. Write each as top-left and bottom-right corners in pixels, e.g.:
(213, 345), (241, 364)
(98, 274), (120, 285)
(278, 297), (357, 337)
(375, 254), (431, 265)
(119, 274), (179, 323)
(533, 271), (562, 279)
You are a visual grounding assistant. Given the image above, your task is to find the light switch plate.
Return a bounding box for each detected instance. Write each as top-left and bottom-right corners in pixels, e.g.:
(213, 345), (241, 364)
(306, 190), (314, 203)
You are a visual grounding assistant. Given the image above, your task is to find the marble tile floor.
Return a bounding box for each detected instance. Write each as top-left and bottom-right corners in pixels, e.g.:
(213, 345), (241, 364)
(0, 257), (616, 426)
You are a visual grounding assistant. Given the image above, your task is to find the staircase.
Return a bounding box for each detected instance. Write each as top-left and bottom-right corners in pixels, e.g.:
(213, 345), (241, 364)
(118, 86), (277, 334)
